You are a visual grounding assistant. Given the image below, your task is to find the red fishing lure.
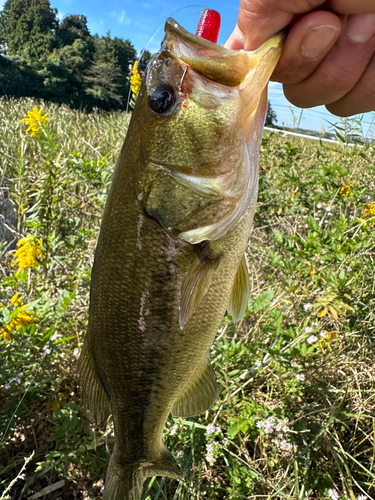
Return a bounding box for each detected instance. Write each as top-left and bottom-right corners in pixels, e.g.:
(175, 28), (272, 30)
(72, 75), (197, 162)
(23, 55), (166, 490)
(195, 9), (221, 43)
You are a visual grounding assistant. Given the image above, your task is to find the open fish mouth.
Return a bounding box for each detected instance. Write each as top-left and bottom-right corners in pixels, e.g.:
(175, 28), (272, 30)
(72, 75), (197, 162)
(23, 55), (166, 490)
(163, 17), (285, 88)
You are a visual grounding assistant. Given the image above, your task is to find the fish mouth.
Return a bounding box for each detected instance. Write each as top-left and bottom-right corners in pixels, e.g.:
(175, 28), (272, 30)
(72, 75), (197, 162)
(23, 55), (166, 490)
(163, 18), (285, 87)
(165, 18), (227, 54)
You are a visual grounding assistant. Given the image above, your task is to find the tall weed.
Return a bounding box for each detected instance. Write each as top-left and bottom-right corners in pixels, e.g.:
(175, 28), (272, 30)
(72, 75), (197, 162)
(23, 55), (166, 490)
(0, 98), (374, 500)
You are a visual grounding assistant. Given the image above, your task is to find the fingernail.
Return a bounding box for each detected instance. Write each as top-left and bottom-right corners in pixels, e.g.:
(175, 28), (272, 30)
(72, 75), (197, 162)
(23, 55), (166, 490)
(301, 25), (339, 58)
(347, 13), (375, 44)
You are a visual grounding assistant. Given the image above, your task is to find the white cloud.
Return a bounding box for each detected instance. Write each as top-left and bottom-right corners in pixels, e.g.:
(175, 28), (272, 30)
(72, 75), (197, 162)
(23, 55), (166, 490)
(108, 9), (131, 26)
(118, 10), (131, 26)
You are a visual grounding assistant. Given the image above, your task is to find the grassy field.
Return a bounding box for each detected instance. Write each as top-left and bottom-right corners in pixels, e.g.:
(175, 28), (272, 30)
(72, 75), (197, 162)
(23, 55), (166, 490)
(0, 97), (375, 500)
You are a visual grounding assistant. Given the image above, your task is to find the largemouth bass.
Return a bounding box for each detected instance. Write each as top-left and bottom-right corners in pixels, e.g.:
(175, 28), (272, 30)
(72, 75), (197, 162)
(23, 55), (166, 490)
(79, 16), (283, 500)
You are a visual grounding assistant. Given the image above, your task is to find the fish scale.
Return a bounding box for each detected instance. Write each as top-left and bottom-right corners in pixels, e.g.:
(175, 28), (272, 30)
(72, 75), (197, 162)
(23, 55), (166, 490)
(79, 14), (284, 500)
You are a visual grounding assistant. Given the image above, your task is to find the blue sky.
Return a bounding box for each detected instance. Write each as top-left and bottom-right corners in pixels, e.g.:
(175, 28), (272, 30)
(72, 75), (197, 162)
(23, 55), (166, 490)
(1, 0), (374, 136)
(50, 0), (238, 55)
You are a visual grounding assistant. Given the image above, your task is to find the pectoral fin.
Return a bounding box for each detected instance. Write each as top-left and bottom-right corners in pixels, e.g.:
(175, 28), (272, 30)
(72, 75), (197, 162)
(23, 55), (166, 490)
(172, 360), (218, 417)
(227, 254), (250, 323)
(179, 244), (222, 328)
(78, 330), (111, 425)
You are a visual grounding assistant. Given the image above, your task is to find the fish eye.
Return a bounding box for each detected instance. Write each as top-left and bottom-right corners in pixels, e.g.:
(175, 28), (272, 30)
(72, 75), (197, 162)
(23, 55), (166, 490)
(148, 84), (177, 115)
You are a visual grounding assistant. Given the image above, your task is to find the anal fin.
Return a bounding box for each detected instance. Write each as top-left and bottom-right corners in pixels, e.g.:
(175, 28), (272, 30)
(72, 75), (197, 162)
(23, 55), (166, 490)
(227, 254), (250, 323)
(179, 244), (222, 328)
(78, 330), (111, 425)
(172, 360), (218, 417)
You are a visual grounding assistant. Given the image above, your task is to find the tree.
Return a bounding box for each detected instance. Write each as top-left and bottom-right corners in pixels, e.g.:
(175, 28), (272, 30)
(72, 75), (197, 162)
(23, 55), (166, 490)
(110, 37), (137, 75)
(83, 61), (123, 110)
(56, 14), (92, 47)
(38, 15), (95, 105)
(265, 101), (277, 127)
(137, 49), (152, 72)
(93, 34), (136, 107)
(53, 38), (93, 105)
(0, 54), (41, 97)
(0, 0), (58, 59)
(0, 0), (12, 53)
(37, 56), (70, 101)
(0, 0), (142, 110)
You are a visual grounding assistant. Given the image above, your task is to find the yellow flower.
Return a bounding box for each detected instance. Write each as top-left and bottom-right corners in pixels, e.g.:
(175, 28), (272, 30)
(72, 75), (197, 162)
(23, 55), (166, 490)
(15, 311), (37, 328)
(0, 329), (11, 341)
(318, 331), (338, 354)
(14, 237), (43, 273)
(364, 202), (375, 225)
(10, 293), (22, 306)
(340, 185), (350, 196)
(0, 295), (37, 341)
(340, 179), (355, 197)
(130, 61), (142, 98)
(21, 106), (49, 137)
(0, 311), (37, 340)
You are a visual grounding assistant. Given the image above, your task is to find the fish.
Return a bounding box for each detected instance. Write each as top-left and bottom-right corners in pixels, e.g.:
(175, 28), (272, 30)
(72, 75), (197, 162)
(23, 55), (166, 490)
(79, 15), (284, 500)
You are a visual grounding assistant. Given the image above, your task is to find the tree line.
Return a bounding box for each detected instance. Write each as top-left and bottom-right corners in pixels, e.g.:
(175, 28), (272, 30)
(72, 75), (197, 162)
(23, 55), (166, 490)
(0, 0), (151, 110)
(0, 0), (277, 123)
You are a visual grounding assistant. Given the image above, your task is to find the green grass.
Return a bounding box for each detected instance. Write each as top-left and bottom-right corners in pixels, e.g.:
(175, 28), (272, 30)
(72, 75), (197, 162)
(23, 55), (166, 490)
(0, 97), (374, 500)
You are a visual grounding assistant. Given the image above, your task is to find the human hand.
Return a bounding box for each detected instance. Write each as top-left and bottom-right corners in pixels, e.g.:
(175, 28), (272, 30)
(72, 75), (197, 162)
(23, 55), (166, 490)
(225, 0), (375, 116)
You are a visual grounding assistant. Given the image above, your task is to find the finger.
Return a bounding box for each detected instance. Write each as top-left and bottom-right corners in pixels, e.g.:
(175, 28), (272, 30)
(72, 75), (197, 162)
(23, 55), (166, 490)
(346, 13), (375, 44)
(232, 0), (326, 50)
(326, 52), (375, 115)
(272, 11), (341, 84)
(282, 14), (375, 108)
(327, 0), (375, 14)
(224, 24), (246, 50)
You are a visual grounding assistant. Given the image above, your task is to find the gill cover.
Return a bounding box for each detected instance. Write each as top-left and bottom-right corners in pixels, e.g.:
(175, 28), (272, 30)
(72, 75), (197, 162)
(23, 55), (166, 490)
(142, 20), (284, 244)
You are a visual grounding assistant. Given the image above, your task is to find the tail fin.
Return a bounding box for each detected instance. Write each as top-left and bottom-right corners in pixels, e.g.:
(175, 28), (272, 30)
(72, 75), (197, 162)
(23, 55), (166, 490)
(102, 464), (145, 500)
(103, 445), (183, 500)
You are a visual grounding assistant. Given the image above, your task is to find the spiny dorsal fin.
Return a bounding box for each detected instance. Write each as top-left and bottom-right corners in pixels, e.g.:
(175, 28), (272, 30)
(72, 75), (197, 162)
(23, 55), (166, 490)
(78, 330), (111, 425)
(227, 254), (250, 323)
(179, 244), (222, 329)
(171, 360), (218, 417)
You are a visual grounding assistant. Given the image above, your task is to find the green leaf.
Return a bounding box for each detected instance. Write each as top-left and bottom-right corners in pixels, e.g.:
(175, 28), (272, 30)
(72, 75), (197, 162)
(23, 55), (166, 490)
(253, 290), (275, 313)
(227, 420), (242, 439)
(273, 229), (284, 245)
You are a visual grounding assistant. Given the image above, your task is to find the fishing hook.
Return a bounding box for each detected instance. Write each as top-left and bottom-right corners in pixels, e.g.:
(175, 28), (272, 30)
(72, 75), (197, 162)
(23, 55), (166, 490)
(179, 67), (188, 92)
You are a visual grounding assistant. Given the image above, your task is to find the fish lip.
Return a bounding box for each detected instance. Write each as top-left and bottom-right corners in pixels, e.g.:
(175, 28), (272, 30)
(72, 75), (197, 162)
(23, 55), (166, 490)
(164, 17), (285, 56)
(165, 17), (227, 54)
